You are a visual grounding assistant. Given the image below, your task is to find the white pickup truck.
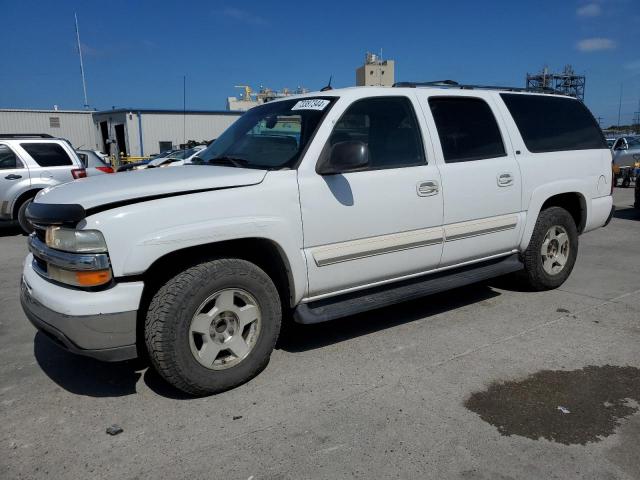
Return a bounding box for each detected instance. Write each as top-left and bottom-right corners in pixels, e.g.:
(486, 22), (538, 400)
(20, 84), (614, 395)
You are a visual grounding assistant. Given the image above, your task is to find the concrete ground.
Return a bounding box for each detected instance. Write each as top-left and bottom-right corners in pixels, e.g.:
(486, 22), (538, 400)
(1, 189), (639, 480)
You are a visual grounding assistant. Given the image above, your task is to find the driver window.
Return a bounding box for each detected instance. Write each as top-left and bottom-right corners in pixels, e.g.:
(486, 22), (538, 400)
(613, 138), (626, 150)
(328, 97), (425, 170)
(0, 144), (22, 170)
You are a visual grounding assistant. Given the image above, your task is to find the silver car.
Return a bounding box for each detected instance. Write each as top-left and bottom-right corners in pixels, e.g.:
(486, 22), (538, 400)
(0, 134), (86, 233)
(612, 136), (640, 168)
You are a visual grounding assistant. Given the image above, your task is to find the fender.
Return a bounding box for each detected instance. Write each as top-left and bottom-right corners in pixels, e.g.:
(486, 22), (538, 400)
(519, 180), (589, 251)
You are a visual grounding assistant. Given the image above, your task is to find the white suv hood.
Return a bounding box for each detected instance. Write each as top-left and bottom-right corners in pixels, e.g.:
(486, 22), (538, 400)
(36, 166), (267, 210)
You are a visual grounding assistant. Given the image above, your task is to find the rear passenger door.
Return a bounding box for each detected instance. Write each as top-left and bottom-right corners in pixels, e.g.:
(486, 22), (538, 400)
(419, 92), (522, 266)
(17, 141), (78, 187)
(0, 143), (30, 218)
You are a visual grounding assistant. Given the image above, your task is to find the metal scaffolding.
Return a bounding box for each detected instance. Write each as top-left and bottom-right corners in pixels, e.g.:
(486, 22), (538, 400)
(526, 65), (585, 100)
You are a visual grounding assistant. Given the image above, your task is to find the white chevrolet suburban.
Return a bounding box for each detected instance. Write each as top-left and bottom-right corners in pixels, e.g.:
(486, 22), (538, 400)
(20, 84), (614, 395)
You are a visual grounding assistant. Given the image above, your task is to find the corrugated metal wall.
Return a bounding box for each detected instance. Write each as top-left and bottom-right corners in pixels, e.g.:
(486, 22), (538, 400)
(0, 109), (242, 157)
(129, 112), (241, 156)
(0, 110), (99, 149)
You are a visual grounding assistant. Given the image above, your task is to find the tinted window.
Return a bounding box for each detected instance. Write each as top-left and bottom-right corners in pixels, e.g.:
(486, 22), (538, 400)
(0, 145), (20, 170)
(500, 94), (607, 152)
(21, 143), (73, 167)
(328, 97), (425, 169)
(429, 97), (506, 163)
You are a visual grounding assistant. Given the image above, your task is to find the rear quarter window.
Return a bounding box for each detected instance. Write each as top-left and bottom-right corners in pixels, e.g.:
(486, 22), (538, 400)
(21, 143), (73, 167)
(500, 94), (607, 153)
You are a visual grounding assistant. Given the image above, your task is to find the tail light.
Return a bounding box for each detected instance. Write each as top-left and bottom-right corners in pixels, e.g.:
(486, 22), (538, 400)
(71, 168), (87, 179)
(96, 166), (114, 174)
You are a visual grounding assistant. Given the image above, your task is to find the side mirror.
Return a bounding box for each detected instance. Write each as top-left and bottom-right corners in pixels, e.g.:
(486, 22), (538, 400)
(317, 140), (370, 175)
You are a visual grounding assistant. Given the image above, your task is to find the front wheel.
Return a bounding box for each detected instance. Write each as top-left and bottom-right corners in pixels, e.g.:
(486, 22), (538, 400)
(145, 258), (282, 396)
(520, 206), (579, 291)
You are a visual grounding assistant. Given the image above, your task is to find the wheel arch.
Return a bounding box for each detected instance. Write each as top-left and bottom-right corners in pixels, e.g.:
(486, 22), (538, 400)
(136, 237), (299, 312)
(520, 184), (588, 251)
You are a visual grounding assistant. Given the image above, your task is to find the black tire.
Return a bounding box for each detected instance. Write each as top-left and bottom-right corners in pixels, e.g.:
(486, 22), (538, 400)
(520, 206), (578, 291)
(621, 177), (631, 188)
(144, 258), (281, 396)
(17, 197), (34, 234)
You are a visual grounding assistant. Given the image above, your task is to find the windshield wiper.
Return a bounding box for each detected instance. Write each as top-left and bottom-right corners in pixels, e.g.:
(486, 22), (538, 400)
(204, 156), (250, 168)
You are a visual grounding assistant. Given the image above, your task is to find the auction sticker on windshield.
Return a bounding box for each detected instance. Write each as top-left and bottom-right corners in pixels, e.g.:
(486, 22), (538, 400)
(291, 99), (331, 111)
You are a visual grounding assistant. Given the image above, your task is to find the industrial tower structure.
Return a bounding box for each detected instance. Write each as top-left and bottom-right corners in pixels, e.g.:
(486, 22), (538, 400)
(526, 65), (585, 101)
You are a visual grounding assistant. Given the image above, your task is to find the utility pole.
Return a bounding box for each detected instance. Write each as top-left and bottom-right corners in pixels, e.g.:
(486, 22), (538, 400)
(617, 83), (623, 128)
(74, 13), (89, 109)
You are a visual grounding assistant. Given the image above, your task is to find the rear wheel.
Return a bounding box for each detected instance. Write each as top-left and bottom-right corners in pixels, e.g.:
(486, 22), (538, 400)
(17, 197), (34, 234)
(521, 207), (578, 291)
(145, 258), (282, 396)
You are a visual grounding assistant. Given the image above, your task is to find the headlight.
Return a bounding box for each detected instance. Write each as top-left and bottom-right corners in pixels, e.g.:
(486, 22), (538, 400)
(45, 227), (108, 253)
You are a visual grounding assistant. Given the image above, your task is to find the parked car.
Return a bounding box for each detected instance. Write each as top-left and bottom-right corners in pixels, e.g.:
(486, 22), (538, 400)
(612, 136), (640, 187)
(0, 134), (86, 233)
(76, 149), (114, 175)
(21, 86), (613, 395)
(147, 146), (206, 168)
(635, 172), (640, 209)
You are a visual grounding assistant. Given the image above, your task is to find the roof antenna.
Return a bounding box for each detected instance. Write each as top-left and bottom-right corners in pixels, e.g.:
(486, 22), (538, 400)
(320, 75), (333, 92)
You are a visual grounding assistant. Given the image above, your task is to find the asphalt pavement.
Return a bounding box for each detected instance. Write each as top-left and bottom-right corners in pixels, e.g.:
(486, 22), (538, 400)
(1, 188), (639, 480)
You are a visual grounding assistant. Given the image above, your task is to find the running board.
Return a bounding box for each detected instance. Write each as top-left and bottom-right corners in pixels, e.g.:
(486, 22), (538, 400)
(293, 254), (523, 324)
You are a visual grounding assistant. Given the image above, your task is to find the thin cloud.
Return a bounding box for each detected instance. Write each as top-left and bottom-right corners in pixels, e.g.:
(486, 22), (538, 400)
(577, 3), (602, 17)
(78, 42), (99, 57)
(219, 7), (268, 26)
(623, 59), (640, 71)
(576, 37), (616, 52)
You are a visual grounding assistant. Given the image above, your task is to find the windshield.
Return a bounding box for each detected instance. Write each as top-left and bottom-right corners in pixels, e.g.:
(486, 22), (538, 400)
(627, 136), (640, 148)
(194, 97), (335, 169)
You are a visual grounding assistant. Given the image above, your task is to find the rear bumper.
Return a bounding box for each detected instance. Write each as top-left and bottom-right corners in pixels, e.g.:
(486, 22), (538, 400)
(604, 205), (615, 227)
(20, 254), (142, 362)
(584, 195), (614, 233)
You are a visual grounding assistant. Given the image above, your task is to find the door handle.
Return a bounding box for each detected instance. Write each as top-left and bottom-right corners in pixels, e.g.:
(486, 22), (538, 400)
(497, 173), (514, 187)
(4, 174), (22, 180)
(417, 180), (439, 196)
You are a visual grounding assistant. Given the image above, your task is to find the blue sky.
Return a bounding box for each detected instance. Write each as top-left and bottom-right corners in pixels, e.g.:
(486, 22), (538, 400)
(1, 0), (639, 127)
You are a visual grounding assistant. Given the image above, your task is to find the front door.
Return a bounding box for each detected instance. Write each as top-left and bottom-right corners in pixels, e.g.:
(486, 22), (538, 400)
(298, 95), (444, 299)
(419, 92), (522, 267)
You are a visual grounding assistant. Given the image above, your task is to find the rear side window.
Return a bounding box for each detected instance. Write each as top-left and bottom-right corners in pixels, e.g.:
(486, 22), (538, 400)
(20, 143), (73, 167)
(0, 144), (21, 169)
(329, 96), (425, 169)
(500, 94), (607, 152)
(428, 97), (506, 163)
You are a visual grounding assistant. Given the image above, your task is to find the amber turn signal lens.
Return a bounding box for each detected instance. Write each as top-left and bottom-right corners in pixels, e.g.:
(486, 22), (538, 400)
(74, 269), (112, 287)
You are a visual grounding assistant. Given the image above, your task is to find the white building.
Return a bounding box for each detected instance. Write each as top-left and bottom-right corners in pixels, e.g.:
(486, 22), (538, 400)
(0, 108), (243, 158)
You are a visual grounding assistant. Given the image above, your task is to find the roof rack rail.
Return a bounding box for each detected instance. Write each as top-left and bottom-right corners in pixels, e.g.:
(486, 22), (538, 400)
(393, 80), (459, 87)
(392, 81), (563, 95)
(0, 133), (54, 139)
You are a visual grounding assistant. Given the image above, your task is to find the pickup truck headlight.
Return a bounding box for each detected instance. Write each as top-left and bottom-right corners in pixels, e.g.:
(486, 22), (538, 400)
(45, 226), (108, 253)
